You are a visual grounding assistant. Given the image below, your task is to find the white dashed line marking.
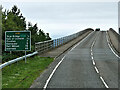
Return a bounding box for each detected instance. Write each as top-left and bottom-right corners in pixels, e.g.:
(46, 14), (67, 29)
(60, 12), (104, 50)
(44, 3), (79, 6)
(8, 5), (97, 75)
(92, 60), (96, 65)
(100, 76), (109, 88)
(91, 32), (109, 88)
(91, 56), (93, 60)
(94, 66), (99, 73)
(91, 52), (93, 56)
(70, 32), (95, 52)
(43, 32), (94, 89)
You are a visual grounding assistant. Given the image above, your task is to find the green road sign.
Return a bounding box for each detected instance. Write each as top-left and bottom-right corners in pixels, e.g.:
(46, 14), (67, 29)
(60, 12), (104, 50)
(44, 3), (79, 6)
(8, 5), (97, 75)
(5, 31), (31, 51)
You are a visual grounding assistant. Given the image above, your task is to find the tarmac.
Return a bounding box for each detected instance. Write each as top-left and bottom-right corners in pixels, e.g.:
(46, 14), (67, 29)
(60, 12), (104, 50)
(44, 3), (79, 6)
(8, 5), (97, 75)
(38, 30), (92, 58)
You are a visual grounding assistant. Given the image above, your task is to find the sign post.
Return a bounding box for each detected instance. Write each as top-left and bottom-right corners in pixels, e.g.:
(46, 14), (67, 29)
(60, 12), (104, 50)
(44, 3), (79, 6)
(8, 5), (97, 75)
(5, 31), (31, 63)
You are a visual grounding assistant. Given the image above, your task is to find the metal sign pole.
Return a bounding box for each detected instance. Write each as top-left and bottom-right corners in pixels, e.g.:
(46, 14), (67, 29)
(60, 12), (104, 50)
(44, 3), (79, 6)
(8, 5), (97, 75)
(5, 31), (31, 63)
(25, 51), (26, 63)
(10, 51), (12, 54)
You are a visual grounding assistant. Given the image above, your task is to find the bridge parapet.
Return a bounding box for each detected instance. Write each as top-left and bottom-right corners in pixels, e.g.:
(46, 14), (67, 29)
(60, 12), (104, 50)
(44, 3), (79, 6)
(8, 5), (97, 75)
(108, 28), (120, 53)
(35, 29), (93, 54)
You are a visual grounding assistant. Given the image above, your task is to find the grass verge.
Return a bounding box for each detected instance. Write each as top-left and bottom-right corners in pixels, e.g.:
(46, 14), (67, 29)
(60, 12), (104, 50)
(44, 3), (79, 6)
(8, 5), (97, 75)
(2, 55), (54, 88)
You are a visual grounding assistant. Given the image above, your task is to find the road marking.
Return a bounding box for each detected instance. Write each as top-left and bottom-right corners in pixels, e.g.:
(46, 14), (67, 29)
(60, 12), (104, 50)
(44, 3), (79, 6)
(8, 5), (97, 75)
(70, 43), (79, 51)
(91, 56), (93, 60)
(91, 42), (94, 47)
(94, 66), (99, 73)
(106, 32), (120, 59)
(43, 55), (66, 89)
(91, 32), (109, 88)
(70, 31), (95, 52)
(92, 60), (95, 65)
(43, 31), (95, 89)
(100, 76), (109, 88)
(91, 52), (93, 56)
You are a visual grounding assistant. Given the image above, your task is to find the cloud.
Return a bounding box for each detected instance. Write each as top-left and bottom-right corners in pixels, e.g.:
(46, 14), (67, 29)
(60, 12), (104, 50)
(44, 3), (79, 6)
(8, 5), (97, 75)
(1, 0), (119, 2)
(1, 2), (118, 39)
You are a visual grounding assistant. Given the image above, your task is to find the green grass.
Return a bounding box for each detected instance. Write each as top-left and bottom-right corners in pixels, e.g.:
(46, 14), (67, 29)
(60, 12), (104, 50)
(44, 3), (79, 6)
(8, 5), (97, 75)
(2, 55), (54, 88)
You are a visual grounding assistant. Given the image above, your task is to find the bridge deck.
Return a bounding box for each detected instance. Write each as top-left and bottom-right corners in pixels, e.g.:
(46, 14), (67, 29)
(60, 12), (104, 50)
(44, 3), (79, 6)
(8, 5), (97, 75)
(31, 31), (119, 88)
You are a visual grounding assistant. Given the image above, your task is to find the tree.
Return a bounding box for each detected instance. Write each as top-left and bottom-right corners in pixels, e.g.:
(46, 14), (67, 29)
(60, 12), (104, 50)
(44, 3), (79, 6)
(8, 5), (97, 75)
(2, 5), (52, 62)
(46, 33), (51, 40)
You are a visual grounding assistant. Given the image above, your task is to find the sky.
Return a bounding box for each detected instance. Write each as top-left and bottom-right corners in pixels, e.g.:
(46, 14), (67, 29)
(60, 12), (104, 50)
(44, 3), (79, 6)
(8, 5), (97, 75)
(1, 0), (119, 39)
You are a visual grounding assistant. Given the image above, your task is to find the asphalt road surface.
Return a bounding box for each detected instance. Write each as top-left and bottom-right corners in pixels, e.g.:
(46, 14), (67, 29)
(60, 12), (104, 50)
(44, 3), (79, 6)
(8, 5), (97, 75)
(44, 31), (119, 88)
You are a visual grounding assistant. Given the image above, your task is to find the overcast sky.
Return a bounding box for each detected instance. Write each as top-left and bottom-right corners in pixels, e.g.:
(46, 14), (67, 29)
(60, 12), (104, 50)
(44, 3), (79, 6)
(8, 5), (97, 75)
(1, 0), (119, 39)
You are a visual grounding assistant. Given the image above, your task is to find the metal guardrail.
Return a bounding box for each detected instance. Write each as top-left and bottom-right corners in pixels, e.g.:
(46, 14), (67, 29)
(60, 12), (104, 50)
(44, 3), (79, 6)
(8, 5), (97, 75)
(0, 51), (38, 69)
(35, 29), (91, 53)
(0, 29), (93, 69)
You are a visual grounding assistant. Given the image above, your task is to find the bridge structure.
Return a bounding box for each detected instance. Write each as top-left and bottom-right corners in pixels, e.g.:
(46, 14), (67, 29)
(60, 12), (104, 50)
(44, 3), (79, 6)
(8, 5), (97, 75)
(30, 28), (120, 89)
(1, 28), (120, 89)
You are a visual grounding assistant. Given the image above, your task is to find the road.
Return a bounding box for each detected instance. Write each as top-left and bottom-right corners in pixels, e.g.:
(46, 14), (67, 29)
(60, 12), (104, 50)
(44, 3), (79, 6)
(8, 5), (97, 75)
(44, 31), (118, 88)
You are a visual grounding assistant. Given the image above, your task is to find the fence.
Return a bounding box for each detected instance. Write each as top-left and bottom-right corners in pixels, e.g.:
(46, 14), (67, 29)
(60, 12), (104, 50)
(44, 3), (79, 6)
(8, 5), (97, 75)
(0, 29), (93, 69)
(35, 29), (93, 53)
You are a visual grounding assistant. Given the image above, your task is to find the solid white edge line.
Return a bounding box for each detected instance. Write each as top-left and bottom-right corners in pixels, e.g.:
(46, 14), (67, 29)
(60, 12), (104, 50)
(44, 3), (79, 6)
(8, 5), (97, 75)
(43, 31), (95, 89)
(94, 66), (99, 73)
(100, 76), (109, 88)
(108, 43), (120, 57)
(70, 31), (95, 52)
(106, 32), (120, 59)
(70, 43), (79, 51)
(43, 56), (65, 89)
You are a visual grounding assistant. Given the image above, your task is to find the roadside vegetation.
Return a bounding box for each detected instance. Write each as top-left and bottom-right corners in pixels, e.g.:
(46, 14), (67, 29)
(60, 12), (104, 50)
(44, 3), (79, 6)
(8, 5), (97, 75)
(2, 55), (54, 88)
(1, 5), (53, 89)
(2, 5), (51, 63)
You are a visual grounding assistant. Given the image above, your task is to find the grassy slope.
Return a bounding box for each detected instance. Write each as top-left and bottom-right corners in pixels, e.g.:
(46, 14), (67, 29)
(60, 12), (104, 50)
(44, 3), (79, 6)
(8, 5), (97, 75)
(2, 55), (54, 88)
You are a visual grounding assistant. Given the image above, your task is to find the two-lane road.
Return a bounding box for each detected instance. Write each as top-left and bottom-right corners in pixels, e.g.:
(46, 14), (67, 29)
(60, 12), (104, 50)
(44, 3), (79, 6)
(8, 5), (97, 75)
(93, 31), (118, 88)
(44, 31), (118, 88)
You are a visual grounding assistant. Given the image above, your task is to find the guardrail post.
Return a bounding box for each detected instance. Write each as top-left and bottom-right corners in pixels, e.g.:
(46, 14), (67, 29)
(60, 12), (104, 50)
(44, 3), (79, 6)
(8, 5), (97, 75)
(47, 41), (48, 50)
(58, 39), (59, 46)
(35, 44), (37, 51)
(60, 38), (62, 45)
(34, 29), (92, 55)
(56, 39), (57, 48)
(25, 51), (27, 63)
(57, 39), (58, 47)
(52, 40), (53, 49)
(10, 51), (12, 54)
(43, 42), (45, 52)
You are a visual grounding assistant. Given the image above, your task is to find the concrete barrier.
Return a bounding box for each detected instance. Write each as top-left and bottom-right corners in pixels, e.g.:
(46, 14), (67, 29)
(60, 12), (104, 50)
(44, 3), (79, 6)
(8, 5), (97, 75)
(108, 28), (120, 53)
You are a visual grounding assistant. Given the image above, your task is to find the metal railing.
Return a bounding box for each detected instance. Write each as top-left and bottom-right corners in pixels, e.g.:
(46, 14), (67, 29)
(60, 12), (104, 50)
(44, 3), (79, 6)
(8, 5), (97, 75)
(35, 29), (92, 53)
(0, 51), (38, 69)
(0, 29), (93, 69)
